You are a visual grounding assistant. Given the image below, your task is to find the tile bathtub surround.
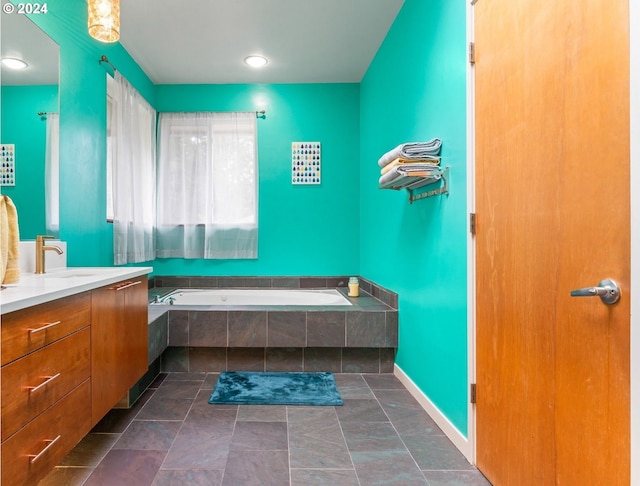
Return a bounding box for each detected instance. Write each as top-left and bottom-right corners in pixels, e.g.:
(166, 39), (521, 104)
(149, 275), (399, 310)
(145, 290), (398, 376)
(164, 307), (398, 349)
(40, 373), (490, 486)
(161, 347), (397, 373)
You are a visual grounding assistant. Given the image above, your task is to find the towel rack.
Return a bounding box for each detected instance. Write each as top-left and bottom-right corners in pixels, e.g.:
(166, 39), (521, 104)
(406, 166), (450, 203)
(379, 165), (450, 203)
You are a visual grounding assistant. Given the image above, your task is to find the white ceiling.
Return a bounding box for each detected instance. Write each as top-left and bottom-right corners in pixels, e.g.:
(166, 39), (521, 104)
(120, 0), (405, 84)
(0, 2), (59, 86)
(1, 0), (404, 86)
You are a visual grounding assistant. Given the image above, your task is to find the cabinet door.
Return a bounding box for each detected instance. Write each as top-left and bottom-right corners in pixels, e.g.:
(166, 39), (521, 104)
(1, 380), (91, 486)
(123, 277), (148, 389)
(91, 277), (148, 425)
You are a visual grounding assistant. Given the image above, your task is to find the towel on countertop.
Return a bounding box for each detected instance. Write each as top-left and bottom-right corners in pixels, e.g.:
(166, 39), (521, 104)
(377, 139), (442, 168)
(380, 156), (440, 175)
(0, 195), (20, 284)
(378, 162), (441, 189)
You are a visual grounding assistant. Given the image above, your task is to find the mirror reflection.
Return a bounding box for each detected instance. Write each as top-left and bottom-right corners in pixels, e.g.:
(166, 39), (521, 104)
(1, 7), (60, 239)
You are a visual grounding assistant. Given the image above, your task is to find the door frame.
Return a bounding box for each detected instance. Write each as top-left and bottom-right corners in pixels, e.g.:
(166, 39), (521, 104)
(466, 0), (640, 478)
(465, 0), (477, 465)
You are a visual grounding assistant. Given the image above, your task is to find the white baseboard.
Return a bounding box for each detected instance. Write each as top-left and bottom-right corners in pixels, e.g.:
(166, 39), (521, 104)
(394, 364), (473, 462)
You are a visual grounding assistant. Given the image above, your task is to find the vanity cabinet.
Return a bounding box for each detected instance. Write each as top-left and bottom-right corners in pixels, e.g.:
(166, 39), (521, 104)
(1, 270), (150, 485)
(91, 276), (148, 425)
(0, 293), (92, 486)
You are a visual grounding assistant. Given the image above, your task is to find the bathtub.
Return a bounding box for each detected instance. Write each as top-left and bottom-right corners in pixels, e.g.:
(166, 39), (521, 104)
(153, 288), (352, 306)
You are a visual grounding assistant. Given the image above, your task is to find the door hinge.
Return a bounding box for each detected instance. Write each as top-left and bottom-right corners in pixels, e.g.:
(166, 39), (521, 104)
(470, 383), (477, 404)
(469, 42), (476, 65)
(470, 213), (477, 235)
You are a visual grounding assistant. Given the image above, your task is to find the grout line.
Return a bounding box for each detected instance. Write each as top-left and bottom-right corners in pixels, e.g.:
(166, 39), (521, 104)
(334, 373), (364, 486)
(286, 406), (292, 486)
(367, 379), (429, 484)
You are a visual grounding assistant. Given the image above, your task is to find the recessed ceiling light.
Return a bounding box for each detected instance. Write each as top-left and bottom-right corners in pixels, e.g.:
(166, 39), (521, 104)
(244, 56), (268, 68)
(1, 58), (28, 70)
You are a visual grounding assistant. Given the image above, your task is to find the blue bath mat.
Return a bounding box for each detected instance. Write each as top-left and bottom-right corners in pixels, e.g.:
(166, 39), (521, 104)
(208, 371), (343, 406)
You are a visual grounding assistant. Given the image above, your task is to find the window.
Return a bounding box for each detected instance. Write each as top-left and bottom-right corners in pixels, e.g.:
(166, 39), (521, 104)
(155, 112), (258, 259)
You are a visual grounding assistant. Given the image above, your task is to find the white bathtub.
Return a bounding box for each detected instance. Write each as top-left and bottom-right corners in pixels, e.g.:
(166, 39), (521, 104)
(153, 288), (352, 306)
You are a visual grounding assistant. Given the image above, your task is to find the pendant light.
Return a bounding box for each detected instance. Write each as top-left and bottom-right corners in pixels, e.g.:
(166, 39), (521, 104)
(88, 0), (120, 43)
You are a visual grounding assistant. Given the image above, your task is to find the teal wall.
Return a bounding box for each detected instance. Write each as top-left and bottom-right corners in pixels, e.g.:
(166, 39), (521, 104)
(359, 0), (469, 433)
(153, 84), (360, 276)
(20, 0), (155, 266)
(1, 85), (58, 238)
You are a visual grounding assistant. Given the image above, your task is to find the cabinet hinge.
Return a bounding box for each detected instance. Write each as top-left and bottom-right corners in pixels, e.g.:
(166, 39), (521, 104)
(470, 213), (477, 235)
(470, 383), (477, 404)
(469, 42), (476, 65)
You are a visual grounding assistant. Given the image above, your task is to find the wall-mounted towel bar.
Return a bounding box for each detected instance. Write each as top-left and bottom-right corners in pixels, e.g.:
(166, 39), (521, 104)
(379, 165), (450, 203)
(406, 166), (450, 203)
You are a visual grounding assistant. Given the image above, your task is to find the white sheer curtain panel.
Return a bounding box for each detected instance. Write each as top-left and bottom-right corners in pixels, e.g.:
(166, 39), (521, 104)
(44, 113), (59, 236)
(156, 112), (258, 259)
(109, 72), (156, 264)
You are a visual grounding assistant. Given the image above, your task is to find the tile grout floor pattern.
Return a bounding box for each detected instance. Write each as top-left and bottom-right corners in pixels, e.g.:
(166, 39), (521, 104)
(40, 373), (491, 486)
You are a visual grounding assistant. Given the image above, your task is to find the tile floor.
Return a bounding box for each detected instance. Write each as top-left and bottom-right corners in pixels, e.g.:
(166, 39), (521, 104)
(40, 373), (491, 486)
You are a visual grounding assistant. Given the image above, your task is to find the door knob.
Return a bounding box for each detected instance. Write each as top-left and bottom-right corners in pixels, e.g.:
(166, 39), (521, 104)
(570, 278), (620, 305)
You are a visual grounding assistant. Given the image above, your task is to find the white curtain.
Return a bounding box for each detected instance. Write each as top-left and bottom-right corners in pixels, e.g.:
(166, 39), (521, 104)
(109, 72), (156, 264)
(156, 112), (258, 259)
(44, 113), (59, 236)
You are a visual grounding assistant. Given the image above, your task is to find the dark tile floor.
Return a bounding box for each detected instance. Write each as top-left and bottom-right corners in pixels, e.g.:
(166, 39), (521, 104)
(40, 373), (491, 486)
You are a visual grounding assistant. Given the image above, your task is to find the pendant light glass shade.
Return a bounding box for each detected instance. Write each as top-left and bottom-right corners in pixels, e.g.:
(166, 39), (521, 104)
(88, 0), (120, 43)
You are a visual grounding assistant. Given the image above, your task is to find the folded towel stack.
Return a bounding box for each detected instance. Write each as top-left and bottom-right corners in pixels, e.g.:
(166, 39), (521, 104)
(378, 139), (442, 189)
(380, 156), (440, 175)
(379, 163), (442, 190)
(0, 195), (20, 284)
(377, 139), (442, 168)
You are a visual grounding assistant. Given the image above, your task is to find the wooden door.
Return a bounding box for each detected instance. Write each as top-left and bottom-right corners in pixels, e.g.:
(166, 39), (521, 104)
(474, 1), (630, 485)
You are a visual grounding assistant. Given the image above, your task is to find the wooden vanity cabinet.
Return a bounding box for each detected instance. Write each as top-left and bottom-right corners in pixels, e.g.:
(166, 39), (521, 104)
(0, 293), (92, 486)
(91, 276), (148, 425)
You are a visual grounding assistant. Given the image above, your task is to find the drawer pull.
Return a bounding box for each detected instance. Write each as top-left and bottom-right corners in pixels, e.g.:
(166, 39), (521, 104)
(28, 320), (61, 334)
(28, 435), (61, 464)
(28, 373), (61, 393)
(110, 280), (142, 291)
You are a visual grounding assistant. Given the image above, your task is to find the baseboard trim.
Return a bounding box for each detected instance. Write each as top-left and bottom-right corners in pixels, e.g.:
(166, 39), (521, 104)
(394, 364), (472, 462)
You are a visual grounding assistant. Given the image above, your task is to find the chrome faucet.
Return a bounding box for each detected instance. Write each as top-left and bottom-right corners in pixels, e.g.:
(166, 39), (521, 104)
(35, 235), (63, 274)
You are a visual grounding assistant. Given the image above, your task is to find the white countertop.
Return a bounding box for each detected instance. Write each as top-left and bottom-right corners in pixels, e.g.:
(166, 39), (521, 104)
(0, 267), (153, 314)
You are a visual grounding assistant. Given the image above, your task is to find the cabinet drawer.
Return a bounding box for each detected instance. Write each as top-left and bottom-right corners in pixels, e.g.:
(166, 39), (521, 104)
(1, 292), (91, 366)
(1, 379), (91, 486)
(1, 328), (91, 440)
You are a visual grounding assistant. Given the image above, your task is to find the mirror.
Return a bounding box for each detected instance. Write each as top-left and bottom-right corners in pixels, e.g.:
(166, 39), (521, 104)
(1, 6), (60, 239)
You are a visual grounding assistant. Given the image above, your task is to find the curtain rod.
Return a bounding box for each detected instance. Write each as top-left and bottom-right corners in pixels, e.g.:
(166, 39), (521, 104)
(37, 111), (57, 117)
(99, 55), (117, 72)
(160, 110), (267, 119)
